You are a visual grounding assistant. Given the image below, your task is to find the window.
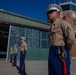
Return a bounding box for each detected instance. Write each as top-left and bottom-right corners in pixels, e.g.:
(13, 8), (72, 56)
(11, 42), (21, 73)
(41, 31), (48, 39)
(41, 40), (49, 48)
(72, 0), (76, 3)
(18, 27), (25, 37)
(26, 28), (33, 37)
(73, 20), (76, 26)
(71, 4), (76, 11)
(32, 29), (40, 48)
(61, 4), (70, 11)
(40, 31), (49, 48)
(11, 26), (18, 36)
(32, 39), (40, 48)
(26, 38), (32, 48)
(59, 0), (76, 3)
(26, 28), (40, 48)
(60, 0), (68, 3)
(9, 35), (18, 46)
(17, 36), (21, 46)
(9, 25), (49, 48)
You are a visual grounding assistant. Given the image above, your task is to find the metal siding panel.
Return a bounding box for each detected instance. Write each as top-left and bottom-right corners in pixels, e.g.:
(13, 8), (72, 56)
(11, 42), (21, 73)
(21, 18), (27, 24)
(15, 16), (21, 23)
(9, 15), (16, 22)
(0, 12), (3, 20)
(8, 47), (49, 60)
(3, 13), (9, 21)
(26, 19), (32, 25)
(26, 48), (49, 60)
(32, 21), (37, 26)
(71, 4), (76, 11)
(0, 11), (50, 29)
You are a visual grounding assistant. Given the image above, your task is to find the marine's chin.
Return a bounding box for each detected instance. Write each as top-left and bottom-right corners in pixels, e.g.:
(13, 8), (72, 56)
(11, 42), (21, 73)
(49, 19), (53, 23)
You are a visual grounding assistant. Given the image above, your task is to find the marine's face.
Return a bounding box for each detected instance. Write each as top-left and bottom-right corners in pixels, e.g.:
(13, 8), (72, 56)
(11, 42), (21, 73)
(21, 39), (24, 43)
(14, 44), (16, 48)
(47, 10), (58, 23)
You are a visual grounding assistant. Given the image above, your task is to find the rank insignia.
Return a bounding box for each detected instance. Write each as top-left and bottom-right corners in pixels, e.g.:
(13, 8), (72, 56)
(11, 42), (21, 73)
(66, 26), (71, 32)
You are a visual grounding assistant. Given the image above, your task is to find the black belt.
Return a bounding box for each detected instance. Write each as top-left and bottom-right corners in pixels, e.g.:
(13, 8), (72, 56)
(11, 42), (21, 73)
(21, 51), (25, 52)
(50, 46), (58, 50)
(50, 46), (65, 50)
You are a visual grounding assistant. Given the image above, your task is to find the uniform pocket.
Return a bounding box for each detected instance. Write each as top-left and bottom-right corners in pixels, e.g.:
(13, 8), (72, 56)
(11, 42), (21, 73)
(52, 26), (62, 35)
(52, 26), (60, 32)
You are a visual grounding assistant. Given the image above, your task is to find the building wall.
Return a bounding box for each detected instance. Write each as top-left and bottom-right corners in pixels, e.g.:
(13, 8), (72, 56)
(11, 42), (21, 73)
(0, 9), (76, 60)
(7, 25), (49, 60)
(0, 10), (51, 60)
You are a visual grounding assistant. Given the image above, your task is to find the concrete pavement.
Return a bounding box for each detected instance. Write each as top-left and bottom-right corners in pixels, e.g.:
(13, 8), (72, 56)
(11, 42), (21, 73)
(70, 60), (76, 75)
(0, 60), (76, 75)
(0, 60), (19, 75)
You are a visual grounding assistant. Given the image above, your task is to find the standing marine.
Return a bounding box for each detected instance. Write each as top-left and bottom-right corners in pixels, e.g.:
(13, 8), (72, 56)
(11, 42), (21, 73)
(10, 47), (13, 63)
(47, 4), (75, 75)
(12, 44), (17, 66)
(19, 37), (27, 75)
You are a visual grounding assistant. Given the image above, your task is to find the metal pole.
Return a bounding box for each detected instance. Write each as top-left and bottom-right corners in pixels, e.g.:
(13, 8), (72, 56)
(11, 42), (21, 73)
(71, 0), (72, 2)
(59, 0), (60, 5)
(54, 0), (55, 4)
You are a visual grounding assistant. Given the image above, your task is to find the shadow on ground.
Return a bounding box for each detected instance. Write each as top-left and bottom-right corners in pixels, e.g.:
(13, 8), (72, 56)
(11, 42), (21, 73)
(16, 66), (20, 73)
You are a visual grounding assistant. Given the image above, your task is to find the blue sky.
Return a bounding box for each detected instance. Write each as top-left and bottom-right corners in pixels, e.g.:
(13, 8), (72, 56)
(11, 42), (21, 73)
(0, 0), (60, 22)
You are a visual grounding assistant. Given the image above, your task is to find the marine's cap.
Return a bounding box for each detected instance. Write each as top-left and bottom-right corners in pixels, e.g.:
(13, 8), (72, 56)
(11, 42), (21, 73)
(47, 4), (62, 14)
(21, 37), (25, 40)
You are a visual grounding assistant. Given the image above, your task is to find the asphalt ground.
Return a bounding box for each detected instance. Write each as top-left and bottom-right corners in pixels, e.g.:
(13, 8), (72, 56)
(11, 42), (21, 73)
(0, 60), (76, 75)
